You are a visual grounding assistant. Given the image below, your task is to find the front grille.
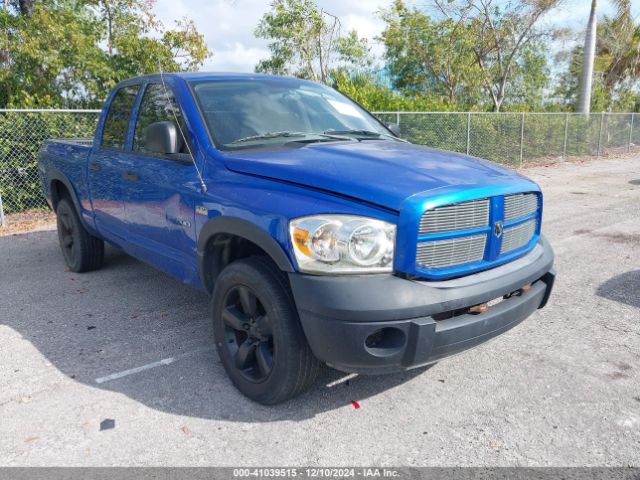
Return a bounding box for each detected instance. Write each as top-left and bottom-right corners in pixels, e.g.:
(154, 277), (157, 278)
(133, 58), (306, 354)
(414, 191), (540, 275)
(501, 219), (537, 254)
(419, 199), (489, 234)
(416, 235), (486, 268)
(504, 193), (538, 221)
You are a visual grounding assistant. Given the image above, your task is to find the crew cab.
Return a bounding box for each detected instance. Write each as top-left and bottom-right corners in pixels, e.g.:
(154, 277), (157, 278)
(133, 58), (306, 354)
(38, 73), (555, 404)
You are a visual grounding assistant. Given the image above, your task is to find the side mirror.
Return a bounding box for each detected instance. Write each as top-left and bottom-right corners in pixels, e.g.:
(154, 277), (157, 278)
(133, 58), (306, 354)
(145, 121), (183, 154)
(386, 122), (401, 137)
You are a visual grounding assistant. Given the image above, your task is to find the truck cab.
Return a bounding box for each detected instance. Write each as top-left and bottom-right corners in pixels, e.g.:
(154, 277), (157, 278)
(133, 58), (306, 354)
(38, 73), (555, 404)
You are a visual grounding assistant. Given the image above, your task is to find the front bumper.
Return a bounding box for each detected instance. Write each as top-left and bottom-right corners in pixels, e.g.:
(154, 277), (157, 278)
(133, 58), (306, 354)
(289, 236), (555, 374)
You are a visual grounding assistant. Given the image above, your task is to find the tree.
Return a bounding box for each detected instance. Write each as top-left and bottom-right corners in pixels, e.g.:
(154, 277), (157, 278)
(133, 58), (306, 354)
(559, 0), (640, 111)
(597, 1), (639, 101)
(0, 0), (211, 107)
(333, 70), (449, 112)
(254, 0), (371, 83)
(460, 0), (560, 112)
(576, 0), (636, 112)
(379, 0), (482, 108)
(379, 0), (554, 111)
(577, 0), (597, 113)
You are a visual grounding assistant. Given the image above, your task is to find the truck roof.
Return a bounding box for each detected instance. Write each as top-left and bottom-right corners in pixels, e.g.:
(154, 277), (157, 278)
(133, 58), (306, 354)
(117, 71), (310, 85)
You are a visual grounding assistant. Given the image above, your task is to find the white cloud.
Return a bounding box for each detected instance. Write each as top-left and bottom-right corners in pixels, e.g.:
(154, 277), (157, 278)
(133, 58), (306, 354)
(207, 43), (270, 71)
(153, 0), (389, 72)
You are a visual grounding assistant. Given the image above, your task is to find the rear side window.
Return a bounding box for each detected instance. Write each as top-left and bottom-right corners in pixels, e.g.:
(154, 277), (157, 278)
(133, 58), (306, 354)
(101, 85), (139, 149)
(133, 83), (189, 155)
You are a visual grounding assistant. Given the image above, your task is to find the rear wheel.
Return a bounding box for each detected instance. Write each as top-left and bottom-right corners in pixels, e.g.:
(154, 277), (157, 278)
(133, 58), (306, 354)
(56, 198), (104, 272)
(212, 257), (321, 404)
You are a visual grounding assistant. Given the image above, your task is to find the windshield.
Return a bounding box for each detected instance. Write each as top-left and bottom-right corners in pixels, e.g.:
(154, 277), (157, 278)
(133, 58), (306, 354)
(190, 78), (393, 149)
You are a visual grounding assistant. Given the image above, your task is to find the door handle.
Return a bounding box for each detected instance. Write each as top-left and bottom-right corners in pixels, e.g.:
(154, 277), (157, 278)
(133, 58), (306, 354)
(89, 162), (101, 172)
(123, 171), (138, 182)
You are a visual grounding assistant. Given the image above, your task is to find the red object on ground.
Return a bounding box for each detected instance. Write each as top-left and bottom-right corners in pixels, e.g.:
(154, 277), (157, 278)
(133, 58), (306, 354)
(351, 400), (360, 409)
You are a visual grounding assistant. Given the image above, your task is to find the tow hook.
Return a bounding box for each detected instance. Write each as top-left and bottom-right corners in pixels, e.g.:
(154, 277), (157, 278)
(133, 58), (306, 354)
(469, 303), (488, 314)
(470, 283), (533, 314)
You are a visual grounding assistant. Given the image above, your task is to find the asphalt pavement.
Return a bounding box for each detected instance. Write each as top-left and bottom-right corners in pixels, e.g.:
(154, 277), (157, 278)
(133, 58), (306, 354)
(0, 155), (639, 466)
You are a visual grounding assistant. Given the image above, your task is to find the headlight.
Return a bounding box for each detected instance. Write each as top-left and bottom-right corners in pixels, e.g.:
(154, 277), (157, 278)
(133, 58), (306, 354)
(289, 215), (396, 274)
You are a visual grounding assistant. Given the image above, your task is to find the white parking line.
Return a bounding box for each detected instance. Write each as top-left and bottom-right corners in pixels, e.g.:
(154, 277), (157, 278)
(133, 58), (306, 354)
(95, 346), (215, 384)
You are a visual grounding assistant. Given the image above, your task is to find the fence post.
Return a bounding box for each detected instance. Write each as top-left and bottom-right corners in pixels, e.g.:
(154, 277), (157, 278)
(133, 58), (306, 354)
(519, 112), (525, 165)
(597, 112), (605, 158)
(466, 112), (471, 155)
(396, 112), (400, 127)
(0, 192), (5, 228)
(563, 113), (569, 160)
(629, 112), (634, 153)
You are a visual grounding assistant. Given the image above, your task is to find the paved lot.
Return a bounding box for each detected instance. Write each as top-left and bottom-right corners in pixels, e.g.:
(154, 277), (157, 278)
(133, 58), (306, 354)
(1, 156), (639, 466)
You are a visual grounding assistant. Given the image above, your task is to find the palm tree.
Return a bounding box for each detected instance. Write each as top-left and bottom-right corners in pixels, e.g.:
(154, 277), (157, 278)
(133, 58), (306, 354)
(577, 0), (635, 113)
(577, 0), (597, 113)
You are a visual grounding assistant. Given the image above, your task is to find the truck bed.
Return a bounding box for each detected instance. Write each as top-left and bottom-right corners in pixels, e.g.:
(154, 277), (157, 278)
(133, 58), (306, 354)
(50, 138), (94, 147)
(39, 138), (94, 216)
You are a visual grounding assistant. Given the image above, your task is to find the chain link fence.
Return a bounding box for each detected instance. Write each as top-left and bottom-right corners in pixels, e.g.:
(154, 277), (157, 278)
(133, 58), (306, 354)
(0, 109), (100, 226)
(374, 111), (640, 165)
(1, 109), (638, 227)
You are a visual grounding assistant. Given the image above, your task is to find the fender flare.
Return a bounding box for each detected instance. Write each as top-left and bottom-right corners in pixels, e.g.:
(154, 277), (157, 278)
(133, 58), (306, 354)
(197, 216), (295, 292)
(48, 169), (85, 222)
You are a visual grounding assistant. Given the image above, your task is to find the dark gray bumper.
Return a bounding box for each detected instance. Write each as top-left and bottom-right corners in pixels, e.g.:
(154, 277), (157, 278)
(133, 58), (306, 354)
(289, 236), (555, 374)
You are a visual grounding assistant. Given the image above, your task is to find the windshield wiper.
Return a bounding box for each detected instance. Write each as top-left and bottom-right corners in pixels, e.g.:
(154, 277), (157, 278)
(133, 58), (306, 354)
(230, 131), (355, 145)
(324, 129), (407, 142)
(324, 129), (380, 136)
(230, 131), (308, 144)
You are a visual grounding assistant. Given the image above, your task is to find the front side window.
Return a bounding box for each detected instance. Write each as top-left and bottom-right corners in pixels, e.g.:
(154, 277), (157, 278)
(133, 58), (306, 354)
(191, 78), (394, 149)
(101, 85), (139, 149)
(133, 83), (189, 155)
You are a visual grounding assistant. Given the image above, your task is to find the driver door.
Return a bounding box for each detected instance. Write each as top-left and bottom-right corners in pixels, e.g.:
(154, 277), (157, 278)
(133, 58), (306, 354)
(120, 82), (200, 282)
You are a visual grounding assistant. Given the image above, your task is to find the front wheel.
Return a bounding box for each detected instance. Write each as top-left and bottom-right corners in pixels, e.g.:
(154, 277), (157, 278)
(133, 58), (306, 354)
(212, 257), (321, 404)
(56, 198), (104, 272)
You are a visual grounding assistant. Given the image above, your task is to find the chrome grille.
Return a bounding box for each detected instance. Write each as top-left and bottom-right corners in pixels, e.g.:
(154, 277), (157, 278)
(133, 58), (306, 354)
(504, 193), (538, 221)
(419, 199), (489, 234)
(501, 219), (537, 254)
(416, 235), (486, 268)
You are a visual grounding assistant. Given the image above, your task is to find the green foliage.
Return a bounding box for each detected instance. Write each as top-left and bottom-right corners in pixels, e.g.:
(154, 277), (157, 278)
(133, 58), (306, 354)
(464, 0), (558, 111)
(379, 0), (482, 108)
(333, 71), (450, 111)
(0, 0), (211, 108)
(255, 0), (371, 83)
(557, 14), (640, 113)
(378, 0), (554, 112)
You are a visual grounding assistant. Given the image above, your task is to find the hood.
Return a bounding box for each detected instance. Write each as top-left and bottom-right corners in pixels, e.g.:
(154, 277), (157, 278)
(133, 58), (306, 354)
(222, 140), (538, 211)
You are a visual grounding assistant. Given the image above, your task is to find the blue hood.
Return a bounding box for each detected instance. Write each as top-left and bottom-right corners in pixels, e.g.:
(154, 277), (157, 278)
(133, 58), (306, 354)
(223, 140), (538, 211)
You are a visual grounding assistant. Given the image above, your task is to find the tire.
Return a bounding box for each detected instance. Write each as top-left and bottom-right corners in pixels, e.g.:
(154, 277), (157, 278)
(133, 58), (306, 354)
(212, 257), (321, 404)
(56, 197), (104, 273)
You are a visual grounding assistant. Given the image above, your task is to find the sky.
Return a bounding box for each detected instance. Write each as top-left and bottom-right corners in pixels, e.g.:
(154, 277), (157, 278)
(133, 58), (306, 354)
(153, 0), (634, 73)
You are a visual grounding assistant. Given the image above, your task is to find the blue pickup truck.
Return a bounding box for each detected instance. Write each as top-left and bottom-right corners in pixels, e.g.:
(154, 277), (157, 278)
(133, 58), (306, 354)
(38, 72), (555, 404)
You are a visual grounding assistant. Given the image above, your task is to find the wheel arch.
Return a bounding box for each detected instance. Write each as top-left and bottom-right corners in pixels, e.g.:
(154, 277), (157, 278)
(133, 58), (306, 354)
(48, 170), (80, 212)
(197, 216), (295, 295)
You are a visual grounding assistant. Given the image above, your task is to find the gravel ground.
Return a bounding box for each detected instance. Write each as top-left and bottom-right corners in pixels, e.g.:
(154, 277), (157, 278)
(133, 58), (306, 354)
(0, 155), (638, 467)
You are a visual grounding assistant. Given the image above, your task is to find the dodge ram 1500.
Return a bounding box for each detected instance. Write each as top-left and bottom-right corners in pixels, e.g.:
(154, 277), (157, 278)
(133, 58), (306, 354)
(38, 73), (555, 404)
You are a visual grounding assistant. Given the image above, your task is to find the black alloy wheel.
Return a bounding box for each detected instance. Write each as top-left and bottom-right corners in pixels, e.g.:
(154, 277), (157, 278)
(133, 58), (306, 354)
(221, 284), (275, 382)
(55, 198), (104, 272)
(212, 257), (321, 404)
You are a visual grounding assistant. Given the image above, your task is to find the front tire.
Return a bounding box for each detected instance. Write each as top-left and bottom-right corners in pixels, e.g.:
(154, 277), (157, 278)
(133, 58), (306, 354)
(212, 257), (321, 404)
(56, 198), (104, 272)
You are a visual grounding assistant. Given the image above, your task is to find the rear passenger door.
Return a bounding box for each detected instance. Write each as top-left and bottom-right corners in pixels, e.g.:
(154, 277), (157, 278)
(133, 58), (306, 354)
(121, 82), (200, 282)
(89, 84), (140, 241)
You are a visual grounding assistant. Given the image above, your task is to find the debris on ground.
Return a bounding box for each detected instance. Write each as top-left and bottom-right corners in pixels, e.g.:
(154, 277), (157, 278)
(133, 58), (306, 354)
(99, 419), (115, 431)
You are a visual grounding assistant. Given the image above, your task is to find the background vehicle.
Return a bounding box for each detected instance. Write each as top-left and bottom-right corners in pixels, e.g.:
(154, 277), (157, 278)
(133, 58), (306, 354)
(38, 73), (555, 404)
